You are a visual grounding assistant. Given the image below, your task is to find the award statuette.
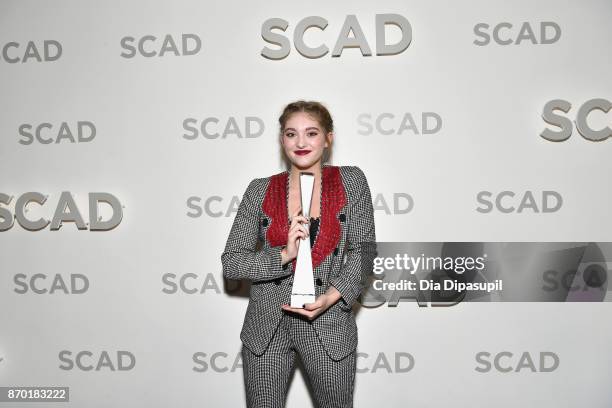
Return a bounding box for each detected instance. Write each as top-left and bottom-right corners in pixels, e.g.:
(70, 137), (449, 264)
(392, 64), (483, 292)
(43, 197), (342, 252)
(290, 172), (316, 308)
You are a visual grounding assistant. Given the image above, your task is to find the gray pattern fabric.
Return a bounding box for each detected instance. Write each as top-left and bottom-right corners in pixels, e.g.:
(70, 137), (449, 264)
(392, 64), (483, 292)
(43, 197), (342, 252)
(241, 313), (356, 408)
(221, 165), (378, 363)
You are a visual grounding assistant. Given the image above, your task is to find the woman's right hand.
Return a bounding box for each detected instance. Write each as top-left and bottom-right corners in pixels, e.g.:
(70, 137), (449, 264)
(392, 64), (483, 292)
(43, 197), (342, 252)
(281, 208), (309, 267)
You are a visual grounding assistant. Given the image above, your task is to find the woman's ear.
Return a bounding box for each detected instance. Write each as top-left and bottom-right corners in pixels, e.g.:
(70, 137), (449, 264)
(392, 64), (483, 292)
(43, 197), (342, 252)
(325, 131), (334, 148)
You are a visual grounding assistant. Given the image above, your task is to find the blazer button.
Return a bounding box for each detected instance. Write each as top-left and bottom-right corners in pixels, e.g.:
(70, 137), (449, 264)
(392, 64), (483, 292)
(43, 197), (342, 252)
(315, 278), (322, 286)
(261, 218), (268, 227)
(333, 247), (339, 256)
(338, 213), (346, 222)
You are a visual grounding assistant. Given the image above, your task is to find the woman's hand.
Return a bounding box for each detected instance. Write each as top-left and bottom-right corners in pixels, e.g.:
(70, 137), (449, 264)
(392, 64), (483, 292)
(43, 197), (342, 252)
(280, 208), (338, 319)
(281, 208), (310, 266)
(281, 293), (334, 320)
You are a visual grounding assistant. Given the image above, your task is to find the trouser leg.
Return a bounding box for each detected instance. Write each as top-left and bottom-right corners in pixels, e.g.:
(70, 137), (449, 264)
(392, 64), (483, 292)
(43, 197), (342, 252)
(241, 315), (296, 408)
(290, 317), (357, 408)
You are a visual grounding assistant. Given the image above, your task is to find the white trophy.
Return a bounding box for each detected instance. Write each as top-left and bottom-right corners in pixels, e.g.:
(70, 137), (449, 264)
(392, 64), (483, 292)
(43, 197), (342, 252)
(290, 172), (316, 308)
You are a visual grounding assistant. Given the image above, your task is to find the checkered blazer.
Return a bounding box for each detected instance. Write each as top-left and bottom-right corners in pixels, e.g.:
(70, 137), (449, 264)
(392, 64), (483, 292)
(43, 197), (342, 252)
(221, 165), (377, 361)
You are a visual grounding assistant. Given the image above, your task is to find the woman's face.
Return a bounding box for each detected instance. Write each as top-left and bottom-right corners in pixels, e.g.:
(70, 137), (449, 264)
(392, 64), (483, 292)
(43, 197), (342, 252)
(280, 111), (332, 169)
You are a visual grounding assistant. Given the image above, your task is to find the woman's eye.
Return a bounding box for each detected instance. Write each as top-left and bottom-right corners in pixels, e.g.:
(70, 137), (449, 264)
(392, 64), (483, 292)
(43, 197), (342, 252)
(285, 132), (294, 137)
(308, 132), (318, 137)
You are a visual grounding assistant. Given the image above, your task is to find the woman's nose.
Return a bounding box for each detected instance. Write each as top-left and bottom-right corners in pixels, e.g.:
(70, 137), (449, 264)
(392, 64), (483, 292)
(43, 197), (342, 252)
(296, 133), (307, 147)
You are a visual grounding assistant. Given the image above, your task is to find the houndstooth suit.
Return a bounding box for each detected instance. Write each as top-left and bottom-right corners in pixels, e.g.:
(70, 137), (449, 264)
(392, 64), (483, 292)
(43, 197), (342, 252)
(221, 165), (377, 407)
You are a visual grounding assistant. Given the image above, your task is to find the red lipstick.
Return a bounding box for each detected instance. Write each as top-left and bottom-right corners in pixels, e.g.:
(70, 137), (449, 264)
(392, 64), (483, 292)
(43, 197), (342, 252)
(295, 150), (311, 155)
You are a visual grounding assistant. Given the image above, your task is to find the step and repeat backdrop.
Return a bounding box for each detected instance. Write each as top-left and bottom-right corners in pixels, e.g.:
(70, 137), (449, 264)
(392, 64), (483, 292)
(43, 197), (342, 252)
(1, 0), (611, 406)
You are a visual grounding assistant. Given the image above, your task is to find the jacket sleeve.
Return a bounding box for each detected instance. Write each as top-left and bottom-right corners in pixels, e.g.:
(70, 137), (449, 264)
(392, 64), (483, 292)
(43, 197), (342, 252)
(221, 178), (294, 283)
(329, 166), (378, 310)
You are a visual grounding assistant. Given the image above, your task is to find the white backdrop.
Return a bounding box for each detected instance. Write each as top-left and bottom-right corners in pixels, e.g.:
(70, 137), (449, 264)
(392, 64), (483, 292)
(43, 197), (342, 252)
(1, 0), (611, 406)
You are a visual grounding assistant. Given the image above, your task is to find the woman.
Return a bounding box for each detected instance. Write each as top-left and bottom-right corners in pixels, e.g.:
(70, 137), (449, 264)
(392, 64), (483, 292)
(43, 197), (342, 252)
(221, 100), (377, 408)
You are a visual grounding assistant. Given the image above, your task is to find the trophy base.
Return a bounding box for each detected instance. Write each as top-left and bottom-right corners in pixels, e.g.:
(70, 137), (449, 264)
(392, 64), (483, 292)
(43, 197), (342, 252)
(290, 294), (316, 308)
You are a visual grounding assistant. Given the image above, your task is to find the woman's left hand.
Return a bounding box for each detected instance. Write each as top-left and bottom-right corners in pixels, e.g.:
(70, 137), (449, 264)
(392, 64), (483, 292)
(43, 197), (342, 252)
(281, 294), (333, 320)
